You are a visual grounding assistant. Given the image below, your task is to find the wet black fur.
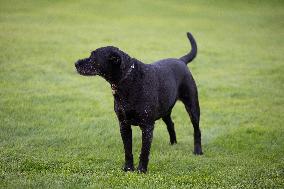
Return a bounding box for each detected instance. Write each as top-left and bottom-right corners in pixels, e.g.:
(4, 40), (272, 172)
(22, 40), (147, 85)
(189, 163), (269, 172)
(75, 33), (203, 173)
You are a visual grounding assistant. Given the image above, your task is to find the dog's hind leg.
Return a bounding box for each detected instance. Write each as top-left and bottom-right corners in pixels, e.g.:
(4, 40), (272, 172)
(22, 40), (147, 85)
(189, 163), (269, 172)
(179, 77), (203, 155)
(162, 113), (177, 144)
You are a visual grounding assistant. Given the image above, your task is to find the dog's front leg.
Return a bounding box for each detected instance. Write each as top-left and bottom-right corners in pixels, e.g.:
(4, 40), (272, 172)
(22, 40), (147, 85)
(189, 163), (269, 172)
(120, 122), (134, 172)
(137, 124), (154, 173)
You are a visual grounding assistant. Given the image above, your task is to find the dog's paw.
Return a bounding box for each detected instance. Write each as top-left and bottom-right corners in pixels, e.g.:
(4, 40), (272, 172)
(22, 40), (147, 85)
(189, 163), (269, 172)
(137, 162), (148, 173)
(137, 166), (147, 174)
(193, 144), (203, 155)
(194, 150), (203, 155)
(170, 139), (177, 145)
(123, 164), (134, 172)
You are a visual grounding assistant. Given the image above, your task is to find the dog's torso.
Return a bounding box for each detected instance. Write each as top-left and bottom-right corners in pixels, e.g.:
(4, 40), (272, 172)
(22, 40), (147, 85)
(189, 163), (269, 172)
(113, 58), (192, 126)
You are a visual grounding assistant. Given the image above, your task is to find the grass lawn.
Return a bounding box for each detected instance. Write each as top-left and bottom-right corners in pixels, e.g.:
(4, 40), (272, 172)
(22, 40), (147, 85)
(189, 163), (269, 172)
(0, 0), (284, 188)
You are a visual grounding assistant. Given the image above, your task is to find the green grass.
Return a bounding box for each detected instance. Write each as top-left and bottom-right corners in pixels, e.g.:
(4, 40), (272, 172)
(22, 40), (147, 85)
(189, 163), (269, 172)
(1, 0), (284, 188)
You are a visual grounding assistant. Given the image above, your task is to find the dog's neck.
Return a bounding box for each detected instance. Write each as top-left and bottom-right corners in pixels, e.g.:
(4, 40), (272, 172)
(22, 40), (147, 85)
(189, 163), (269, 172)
(111, 61), (136, 95)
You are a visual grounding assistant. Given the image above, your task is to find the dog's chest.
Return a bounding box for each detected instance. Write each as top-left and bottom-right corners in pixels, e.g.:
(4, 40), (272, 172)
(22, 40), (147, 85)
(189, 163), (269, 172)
(114, 97), (150, 125)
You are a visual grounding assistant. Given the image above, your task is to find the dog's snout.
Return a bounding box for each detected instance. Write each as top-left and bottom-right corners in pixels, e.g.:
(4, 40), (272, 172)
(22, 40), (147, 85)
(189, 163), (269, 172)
(75, 60), (81, 68)
(75, 58), (91, 68)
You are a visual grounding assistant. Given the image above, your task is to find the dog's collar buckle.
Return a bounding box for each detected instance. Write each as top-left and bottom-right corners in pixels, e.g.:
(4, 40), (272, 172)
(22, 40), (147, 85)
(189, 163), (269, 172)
(111, 84), (117, 95)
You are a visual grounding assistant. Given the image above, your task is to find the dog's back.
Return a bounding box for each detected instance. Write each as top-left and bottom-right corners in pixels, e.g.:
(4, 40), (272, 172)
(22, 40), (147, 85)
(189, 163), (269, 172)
(144, 58), (194, 119)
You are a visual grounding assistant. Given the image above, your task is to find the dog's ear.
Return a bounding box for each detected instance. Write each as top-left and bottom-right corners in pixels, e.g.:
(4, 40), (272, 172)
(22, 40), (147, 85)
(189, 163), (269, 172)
(108, 51), (121, 65)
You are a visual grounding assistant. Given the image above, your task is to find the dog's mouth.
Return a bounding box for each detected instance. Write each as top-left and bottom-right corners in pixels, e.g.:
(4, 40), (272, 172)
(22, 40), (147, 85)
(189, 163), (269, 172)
(75, 67), (97, 76)
(75, 60), (97, 76)
(76, 68), (97, 76)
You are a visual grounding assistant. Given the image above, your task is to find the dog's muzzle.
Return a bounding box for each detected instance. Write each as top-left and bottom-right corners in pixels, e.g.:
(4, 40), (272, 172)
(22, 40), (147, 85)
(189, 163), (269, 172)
(74, 59), (86, 74)
(74, 59), (97, 76)
(75, 61), (80, 69)
(75, 59), (86, 69)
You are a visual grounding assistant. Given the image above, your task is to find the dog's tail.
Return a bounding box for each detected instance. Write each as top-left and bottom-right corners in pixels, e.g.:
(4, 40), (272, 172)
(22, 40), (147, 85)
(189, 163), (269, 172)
(179, 32), (197, 64)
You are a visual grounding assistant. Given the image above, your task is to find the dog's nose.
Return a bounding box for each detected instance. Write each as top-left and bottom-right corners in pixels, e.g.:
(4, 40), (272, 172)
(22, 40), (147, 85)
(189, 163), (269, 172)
(75, 61), (80, 68)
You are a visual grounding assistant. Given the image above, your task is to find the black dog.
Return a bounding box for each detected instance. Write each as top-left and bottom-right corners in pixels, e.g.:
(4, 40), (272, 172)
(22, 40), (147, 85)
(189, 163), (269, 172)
(75, 32), (202, 173)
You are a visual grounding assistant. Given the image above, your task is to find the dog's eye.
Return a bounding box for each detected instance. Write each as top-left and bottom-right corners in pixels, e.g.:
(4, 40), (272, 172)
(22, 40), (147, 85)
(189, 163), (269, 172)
(90, 58), (96, 63)
(88, 56), (94, 62)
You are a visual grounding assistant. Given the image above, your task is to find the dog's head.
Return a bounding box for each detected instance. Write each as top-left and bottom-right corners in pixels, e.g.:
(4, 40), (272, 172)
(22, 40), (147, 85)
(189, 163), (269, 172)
(75, 46), (129, 82)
